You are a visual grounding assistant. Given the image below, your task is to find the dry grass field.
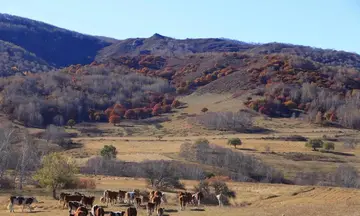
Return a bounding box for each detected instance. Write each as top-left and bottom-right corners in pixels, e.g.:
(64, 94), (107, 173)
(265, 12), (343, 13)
(2, 93), (360, 215)
(1, 177), (360, 216)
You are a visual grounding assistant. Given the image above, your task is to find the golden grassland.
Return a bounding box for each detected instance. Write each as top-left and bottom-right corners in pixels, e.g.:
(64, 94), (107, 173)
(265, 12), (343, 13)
(1, 176), (360, 216)
(2, 93), (360, 215)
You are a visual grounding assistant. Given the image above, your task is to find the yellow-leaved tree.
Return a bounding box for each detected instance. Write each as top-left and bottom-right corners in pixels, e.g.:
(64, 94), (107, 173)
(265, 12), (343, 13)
(33, 152), (78, 199)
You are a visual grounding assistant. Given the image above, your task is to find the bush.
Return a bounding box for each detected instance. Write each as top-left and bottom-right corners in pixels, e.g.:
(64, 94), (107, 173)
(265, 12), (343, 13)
(33, 152), (78, 199)
(179, 142), (285, 183)
(227, 138), (242, 149)
(201, 107), (209, 113)
(0, 177), (14, 189)
(65, 178), (96, 189)
(194, 138), (209, 145)
(194, 111), (253, 132)
(100, 145), (117, 159)
(67, 119), (76, 128)
(305, 139), (323, 151)
(323, 142), (335, 151)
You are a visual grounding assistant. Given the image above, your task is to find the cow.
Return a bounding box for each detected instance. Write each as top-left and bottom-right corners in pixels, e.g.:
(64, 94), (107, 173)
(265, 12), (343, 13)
(70, 206), (88, 216)
(151, 195), (161, 211)
(157, 207), (164, 216)
(178, 192), (192, 205)
(216, 193), (226, 207)
(74, 192), (85, 196)
(68, 201), (85, 215)
(135, 197), (141, 208)
(91, 204), (105, 216)
(63, 195), (83, 209)
(149, 191), (162, 201)
(109, 211), (126, 216)
(100, 196), (106, 204)
(125, 207), (137, 216)
(59, 192), (71, 205)
(125, 191), (138, 204)
(179, 195), (186, 211)
(192, 192), (204, 206)
(161, 193), (167, 204)
(80, 195), (95, 208)
(147, 202), (156, 216)
(8, 196), (39, 213)
(103, 190), (119, 206)
(142, 195), (150, 204)
(118, 190), (127, 203)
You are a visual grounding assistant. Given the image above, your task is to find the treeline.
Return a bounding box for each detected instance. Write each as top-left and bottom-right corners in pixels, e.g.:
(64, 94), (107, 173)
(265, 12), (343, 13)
(0, 65), (175, 128)
(246, 80), (360, 129)
(179, 139), (285, 183)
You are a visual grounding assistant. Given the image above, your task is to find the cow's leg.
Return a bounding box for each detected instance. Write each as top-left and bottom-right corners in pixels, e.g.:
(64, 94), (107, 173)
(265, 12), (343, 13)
(198, 198), (200, 206)
(28, 204), (32, 212)
(8, 203), (13, 212)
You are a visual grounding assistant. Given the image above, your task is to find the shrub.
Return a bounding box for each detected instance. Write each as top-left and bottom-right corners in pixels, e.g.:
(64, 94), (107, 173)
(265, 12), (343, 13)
(227, 138), (242, 149)
(201, 107), (209, 113)
(124, 109), (136, 119)
(305, 139), (323, 151)
(0, 177), (14, 189)
(67, 119), (76, 128)
(162, 105), (172, 113)
(66, 178), (96, 189)
(33, 152), (78, 199)
(194, 138), (209, 145)
(194, 111), (253, 132)
(323, 142), (335, 151)
(171, 100), (181, 108)
(100, 145), (117, 159)
(109, 115), (121, 126)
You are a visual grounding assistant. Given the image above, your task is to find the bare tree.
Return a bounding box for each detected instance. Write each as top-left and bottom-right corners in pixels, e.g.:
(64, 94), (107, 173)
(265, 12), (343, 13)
(0, 126), (17, 179)
(15, 131), (39, 190)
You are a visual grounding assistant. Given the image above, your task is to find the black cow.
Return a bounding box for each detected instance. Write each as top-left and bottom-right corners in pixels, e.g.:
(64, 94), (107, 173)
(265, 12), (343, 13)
(8, 196), (39, 212)
(109, 211), (126, 216)
(68, 201), (85, 214)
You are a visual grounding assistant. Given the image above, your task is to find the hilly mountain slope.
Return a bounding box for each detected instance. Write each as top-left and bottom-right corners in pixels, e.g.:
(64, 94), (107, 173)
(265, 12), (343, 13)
(0, 40), (52, 76)
(95, 33), (256, 61)
(0, 13), (112, 67)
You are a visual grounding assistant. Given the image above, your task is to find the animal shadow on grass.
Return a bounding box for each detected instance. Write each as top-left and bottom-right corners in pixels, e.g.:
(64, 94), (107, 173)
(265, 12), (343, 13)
(165, 209), (178, 213)
(238, 148), (257, 152)
(190, 208), (205, 212)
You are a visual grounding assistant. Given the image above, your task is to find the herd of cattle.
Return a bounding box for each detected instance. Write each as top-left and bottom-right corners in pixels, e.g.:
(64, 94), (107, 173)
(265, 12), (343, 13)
(8, 189), (227, 216)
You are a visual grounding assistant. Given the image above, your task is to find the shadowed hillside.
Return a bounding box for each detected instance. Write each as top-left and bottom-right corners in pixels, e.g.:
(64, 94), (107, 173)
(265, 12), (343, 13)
(0, 40), (52, 76)
(0, 13), (112, 67)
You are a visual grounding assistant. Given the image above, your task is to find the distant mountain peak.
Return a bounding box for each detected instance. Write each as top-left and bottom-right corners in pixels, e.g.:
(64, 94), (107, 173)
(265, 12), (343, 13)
(150, 33), (167, 40)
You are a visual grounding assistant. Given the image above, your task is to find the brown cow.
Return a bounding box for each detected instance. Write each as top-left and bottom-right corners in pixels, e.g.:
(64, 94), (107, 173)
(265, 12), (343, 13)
(178, 192), (192, 205)
(125, 207), (137, 216)
(59, 192), (70, 205)
(151, 196), (161, 211)
(70, 206), (88, 216)
(149, 191), (162, 200)
(142, 195), (150, 204)
(192, 192), (204, 206)
(91, 204), (105, 216)
(135, 197), (141, 208)
(80, 195), (95, 208)
(103, 190), (119, 206)
(118, 190), (127, 203)
(179, 195), (187, 211)
(147, 202), (155, 216)
(63, 195), (83, 209)
(157, 207), (164, 216)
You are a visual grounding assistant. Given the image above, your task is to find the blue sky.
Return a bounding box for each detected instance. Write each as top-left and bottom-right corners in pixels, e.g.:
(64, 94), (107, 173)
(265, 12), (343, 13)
(2, 0), (360, 53)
